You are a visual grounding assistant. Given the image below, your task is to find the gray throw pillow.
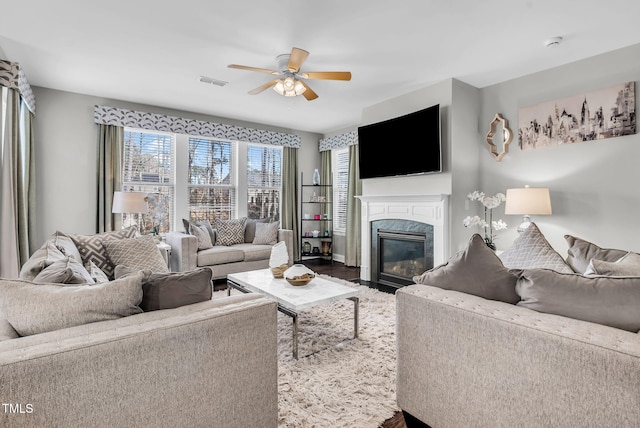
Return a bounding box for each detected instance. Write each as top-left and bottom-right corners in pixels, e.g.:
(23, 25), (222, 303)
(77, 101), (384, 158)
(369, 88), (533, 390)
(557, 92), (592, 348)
(412, 233), (520, 304)
(516, 268), (640, 332)
(189, 223), (214, 250)
(32, 257), (95, 284)
(214, 218), (247, 246)
(584, 252), (640, 276)
(183, 219), (216, 245)
(19, 241), (67, 280)
(115, 265), (213, 311)
(565, 235), (632, 274)
(103, 235), (169, 273)
(244, 218), (270, 243)
(500, 223), (573, 273)
(69, 225), (138, 279)
(252, 221), (279, 245)
(0, 273), (144, 336)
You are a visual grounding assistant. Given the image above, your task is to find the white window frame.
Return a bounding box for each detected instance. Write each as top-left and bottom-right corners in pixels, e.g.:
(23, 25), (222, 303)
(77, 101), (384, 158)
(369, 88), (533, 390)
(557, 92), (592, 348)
(332, 147), (349, 235)
(246, 143), (283, 221)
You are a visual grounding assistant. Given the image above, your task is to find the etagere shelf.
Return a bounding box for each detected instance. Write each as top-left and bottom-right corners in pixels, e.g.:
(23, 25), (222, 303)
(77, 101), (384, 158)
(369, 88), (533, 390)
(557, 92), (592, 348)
(299, 172), (333, 262)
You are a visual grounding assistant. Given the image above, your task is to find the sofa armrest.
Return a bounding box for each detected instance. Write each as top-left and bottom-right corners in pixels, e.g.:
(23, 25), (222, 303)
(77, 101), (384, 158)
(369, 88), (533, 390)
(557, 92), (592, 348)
(278, 229), (294, 266)
(165, 231), (197, 272)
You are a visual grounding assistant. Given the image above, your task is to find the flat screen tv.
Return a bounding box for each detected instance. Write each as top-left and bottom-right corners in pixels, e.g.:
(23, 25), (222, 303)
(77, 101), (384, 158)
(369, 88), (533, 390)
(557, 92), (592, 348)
(357, 104), (441, 179)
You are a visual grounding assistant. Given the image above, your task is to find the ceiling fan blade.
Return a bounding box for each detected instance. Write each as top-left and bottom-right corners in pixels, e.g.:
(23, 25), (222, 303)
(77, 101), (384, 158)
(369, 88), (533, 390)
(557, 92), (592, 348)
(287, 47), (309, 73)
(300, 81), (319, 101)
(228, 64), (280, 75)
(248, 80), (279, 95)
(299, 71), (352, 81)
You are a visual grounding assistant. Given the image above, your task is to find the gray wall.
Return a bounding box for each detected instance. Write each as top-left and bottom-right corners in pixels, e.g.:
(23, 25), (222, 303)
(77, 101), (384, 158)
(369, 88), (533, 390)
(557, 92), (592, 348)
(31, 87), (321, 246)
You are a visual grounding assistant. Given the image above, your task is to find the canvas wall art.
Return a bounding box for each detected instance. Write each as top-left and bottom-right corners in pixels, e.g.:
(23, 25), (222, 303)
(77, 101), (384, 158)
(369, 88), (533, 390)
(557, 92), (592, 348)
(518, 81), (635, 150)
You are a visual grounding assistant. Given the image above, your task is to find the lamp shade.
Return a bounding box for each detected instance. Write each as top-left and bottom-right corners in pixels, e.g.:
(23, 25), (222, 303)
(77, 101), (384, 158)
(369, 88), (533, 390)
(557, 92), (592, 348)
(504, 187), (552, 215)
(112, 191), (148, 214)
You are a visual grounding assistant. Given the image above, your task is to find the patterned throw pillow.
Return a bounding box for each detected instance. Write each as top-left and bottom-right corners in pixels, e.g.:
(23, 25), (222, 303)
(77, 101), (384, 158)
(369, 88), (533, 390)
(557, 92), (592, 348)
(103, 235), (169, 273)
(252, 222), (279, 245)
(214, 218), (247, 246)
(499, 223), (573, 273)
(69, 226), (138, 279)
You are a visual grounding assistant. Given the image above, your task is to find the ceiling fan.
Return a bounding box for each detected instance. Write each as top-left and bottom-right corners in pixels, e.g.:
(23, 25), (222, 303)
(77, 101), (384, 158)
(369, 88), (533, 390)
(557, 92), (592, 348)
(227, 47), (351, 101)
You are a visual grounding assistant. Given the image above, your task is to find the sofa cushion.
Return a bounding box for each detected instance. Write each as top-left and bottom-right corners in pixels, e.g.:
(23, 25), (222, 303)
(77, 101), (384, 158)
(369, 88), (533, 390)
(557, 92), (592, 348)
(189, 223), (214, 250)
(103, 235), (169, 273)
(214, 218), (247, 246)
(115, 266), (213, 311)
(0, 273), (144, 336)
(235, 243), (274, 262)
(183, 219), (216, 245)
(516, 268), (640, 332)
(197, 245), (245, 266)
(32, 257), (95, 284)
(0, 318), (19, 342)
(499, 223), (573, 273)
(565, 235), (632, 274)
(19, 241), (68, 280)
(584, 252), (640, 276)
(68, 225), (138, 278)
(252, 221), (279, 245)
(412, 233), (520, 304)
(244, 218), (270, 243)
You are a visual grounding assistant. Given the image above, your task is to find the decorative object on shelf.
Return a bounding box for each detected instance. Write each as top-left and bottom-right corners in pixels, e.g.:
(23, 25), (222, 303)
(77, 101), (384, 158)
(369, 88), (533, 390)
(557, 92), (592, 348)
(283, 264), (315, 286)
(302, 241), (312, 254)
(518, 81), (636, 150)
(321, 241), (332, 255)
(312, 246), (320, 255)
(312, 168), (321, 185)
(485, 113), (513, 162)
(463, 190), (508, 250)
(304, 213), (310, 219)
(504, 186), (552, 233)
(324, 230), (330, 236)
(312, 230), (320, 237)
(314, 214), (321, 220)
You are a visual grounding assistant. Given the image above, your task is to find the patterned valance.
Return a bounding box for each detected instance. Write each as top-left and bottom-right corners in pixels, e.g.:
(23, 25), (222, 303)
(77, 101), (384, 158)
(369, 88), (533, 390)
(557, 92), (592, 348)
(94, 105), (301, 148)
(0, 60), (36, 114)
(319, 130), (358, 151)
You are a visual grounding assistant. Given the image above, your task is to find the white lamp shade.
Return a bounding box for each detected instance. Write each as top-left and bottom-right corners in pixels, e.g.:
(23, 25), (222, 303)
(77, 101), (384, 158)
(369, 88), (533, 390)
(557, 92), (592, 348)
(112, 191), (148, 213)
(504, 188), (552, 215)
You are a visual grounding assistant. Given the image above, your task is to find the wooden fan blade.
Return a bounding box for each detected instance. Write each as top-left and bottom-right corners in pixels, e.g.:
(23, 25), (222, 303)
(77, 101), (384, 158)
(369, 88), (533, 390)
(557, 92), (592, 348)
(287, 47), (309, 73)
(300, 81), (319, 101)
(299, 71), (352, 81)
(248, 80), (278, 95)
(228, 64), (280, 75)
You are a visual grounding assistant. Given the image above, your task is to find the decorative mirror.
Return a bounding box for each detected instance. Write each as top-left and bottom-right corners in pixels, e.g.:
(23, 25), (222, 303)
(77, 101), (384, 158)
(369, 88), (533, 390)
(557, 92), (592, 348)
(485, 113), (513, 162)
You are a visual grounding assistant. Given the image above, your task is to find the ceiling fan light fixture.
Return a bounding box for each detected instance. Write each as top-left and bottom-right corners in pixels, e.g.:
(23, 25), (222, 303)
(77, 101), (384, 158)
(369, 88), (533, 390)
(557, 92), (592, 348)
(272, 77), (306, 97)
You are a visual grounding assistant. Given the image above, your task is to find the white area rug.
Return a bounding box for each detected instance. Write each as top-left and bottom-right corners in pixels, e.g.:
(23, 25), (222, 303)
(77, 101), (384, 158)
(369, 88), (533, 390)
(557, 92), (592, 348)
(274, 275), (399, 428)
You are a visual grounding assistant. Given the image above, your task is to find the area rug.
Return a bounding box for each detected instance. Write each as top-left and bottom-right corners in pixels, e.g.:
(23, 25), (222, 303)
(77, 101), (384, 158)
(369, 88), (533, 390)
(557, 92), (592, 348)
(224, 276), (399, 427)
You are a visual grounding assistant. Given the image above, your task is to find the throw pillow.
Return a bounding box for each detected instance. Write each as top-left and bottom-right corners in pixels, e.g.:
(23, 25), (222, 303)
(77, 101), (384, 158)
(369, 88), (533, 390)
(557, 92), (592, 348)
(50, 231), (83, 262)
(183, 219), (216, 245)
(19, 241), (67, 280)
(32, 257), (95, 284)
(103, 235), (169, 273)
(252, 221), (279, 245)
(244, 218), (270, 243)
(69, 225), (138, 279)
(0, 273), (144, 336)
(516, 268), (640, 332)
(214, 218), (247, 246)
(564, 235), (632, 274)
(189, 223), (213, 250)
(412, 233), (520, 304)
(86, 260), (110, 283)
(499, 223), (573, 273)
(584, 252), (640, 276)
(115, 265), (213, 311)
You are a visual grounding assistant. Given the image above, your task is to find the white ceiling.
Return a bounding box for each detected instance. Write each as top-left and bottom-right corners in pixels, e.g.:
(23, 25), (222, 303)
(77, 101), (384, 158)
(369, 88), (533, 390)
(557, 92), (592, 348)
(2, 0), (640, 134)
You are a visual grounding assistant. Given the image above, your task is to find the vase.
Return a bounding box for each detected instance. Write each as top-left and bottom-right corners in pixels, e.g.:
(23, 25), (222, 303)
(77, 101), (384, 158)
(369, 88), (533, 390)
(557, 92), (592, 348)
(312, 168), (321, 185)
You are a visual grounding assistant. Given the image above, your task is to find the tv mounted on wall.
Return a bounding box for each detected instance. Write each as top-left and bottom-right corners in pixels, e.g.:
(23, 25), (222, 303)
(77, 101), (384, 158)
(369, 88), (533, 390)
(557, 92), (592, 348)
(357, 104), (442, 179)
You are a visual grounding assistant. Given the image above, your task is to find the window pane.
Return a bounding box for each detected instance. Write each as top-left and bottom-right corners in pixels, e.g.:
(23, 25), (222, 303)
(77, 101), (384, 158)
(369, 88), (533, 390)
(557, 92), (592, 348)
(333, 148), (350, 232)
(189, 186), (236, 222)
(247, 144), (282, 221)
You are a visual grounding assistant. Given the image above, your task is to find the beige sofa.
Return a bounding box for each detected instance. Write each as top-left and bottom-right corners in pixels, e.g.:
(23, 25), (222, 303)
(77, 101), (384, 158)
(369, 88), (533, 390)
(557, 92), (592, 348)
(0, 293), (278, 428)
(165, 227), (294, 280)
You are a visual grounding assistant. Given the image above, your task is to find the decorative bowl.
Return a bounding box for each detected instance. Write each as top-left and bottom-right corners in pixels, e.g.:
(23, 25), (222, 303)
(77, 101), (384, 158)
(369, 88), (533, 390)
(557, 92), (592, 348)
(283, 264), (315, 286)
(270, 263), (288, 278)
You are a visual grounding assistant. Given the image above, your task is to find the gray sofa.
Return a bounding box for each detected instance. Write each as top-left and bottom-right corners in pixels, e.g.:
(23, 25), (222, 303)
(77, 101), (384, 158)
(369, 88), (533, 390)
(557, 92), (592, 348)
(0, 293), (278, 428)
(165, 227), (294, 280)
(396, 283), (640, 428)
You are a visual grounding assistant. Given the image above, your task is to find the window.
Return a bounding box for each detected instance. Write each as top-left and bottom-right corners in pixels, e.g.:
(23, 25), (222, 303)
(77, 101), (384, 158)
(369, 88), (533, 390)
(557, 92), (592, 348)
(333, 147), (350, 234)
(188, 138), (236, 222)
(122, 129), (175, 234)
(247, 144), (282, 221)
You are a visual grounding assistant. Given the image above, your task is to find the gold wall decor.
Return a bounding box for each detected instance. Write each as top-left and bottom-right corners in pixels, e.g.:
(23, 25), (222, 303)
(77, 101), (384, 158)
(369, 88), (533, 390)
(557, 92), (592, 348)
(485, 113), (513, 161)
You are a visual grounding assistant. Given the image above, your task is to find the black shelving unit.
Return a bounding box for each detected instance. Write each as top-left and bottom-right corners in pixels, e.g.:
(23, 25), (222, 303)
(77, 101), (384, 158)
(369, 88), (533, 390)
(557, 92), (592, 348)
(299, 172), (333, 262)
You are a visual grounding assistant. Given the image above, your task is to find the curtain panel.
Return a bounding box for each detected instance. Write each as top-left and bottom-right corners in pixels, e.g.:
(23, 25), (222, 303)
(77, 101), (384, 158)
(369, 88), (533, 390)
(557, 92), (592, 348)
(281, 147), (299, 259)
(97, 124), (124, 233)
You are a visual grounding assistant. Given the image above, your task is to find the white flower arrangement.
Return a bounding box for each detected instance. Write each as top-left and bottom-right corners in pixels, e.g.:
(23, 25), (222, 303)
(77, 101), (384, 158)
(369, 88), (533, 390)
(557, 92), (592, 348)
(463, 191), (507, 249)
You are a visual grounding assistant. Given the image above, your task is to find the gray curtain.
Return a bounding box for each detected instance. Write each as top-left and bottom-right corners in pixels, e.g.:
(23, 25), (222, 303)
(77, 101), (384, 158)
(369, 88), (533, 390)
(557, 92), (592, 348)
(281, 146), (299, 260)
(0, 87), (36, 278)
(97, 124), (123, 233)
(320, 150), (332, 219)
(345, 144), (362, 267)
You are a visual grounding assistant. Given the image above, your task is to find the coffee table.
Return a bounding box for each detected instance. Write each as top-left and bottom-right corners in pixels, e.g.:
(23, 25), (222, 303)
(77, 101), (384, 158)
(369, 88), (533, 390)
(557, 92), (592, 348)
(227, 269), (359, 359)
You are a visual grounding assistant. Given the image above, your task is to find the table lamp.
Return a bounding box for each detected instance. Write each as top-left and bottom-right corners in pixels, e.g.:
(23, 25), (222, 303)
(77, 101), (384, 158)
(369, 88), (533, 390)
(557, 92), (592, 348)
(112, 191), (148, 228)
(504, 186), (552, 233)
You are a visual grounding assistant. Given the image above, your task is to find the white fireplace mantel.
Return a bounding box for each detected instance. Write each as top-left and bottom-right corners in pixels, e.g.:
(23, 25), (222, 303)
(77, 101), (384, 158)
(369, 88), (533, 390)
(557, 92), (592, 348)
(355, 194), (449, 281)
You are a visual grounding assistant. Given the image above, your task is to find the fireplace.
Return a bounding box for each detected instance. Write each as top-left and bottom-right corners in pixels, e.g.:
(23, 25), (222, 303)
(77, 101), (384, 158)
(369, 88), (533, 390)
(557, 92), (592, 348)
(356, 194), (449, 284)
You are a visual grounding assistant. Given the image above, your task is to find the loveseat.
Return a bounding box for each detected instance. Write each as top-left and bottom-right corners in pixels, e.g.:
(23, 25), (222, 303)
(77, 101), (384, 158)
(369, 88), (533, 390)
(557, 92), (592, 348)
(166, 218), (294, 280)
(396, 226), (640, 427)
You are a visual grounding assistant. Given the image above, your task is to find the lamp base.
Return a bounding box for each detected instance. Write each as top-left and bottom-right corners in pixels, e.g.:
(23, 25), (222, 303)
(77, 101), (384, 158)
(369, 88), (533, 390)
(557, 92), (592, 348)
(517, 215), (532, 234)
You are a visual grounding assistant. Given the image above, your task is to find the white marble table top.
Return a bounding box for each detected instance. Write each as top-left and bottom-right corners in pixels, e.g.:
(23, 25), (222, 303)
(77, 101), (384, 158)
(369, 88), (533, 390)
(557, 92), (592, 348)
(227, 268), (359, 311)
